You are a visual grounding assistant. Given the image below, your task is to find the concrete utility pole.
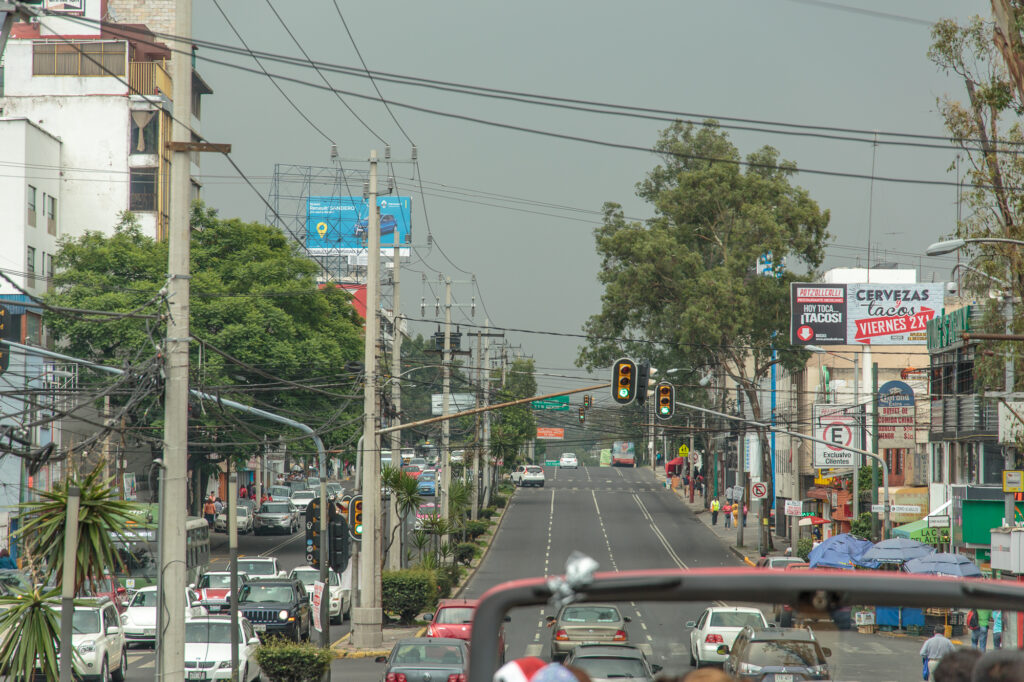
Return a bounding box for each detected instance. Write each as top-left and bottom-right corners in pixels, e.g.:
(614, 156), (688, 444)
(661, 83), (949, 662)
(472, 329), (482, 520)
(228, 471), (239, 682)
(871, 362), (880, 541)
(158, 0), (193, 676)
(387, 224), (403, 571)
(482, 323), (492, 508)
(439, 277), (453, 524)
(58, 486), (80, 682)
(353, 150), (382, 649)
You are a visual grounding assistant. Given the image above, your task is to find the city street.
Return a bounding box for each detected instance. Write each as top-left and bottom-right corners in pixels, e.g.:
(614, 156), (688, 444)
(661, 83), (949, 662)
(334, 465), (924, 681)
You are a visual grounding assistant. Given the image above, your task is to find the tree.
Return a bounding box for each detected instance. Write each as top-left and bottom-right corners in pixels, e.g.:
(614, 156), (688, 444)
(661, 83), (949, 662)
(486, 358), (537, 505)
(928, 16), (1024, 393)
(578, 122), (830, 543)
(380, 465), (422, 566)
(44, 206), (366, 507)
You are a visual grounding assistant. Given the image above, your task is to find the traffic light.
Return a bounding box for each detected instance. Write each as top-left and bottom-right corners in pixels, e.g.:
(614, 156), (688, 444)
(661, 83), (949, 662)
(578, 407), (585, 424)
(348, 494), (363, 541)
(611, 358), (637, 405)
(636, 363), (651, 406)
(329, 513), (350, 572)
(583, 394), (591, 408)
(656, 381), (675, 420)
(305, 497), (323, 568)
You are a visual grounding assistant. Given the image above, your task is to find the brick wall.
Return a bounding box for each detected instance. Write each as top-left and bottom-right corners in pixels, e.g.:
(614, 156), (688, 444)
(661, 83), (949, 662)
(107, 0), (177, 43)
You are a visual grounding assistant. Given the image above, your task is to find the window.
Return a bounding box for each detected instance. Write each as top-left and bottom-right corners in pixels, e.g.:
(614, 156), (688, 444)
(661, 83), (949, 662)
(32, 41), (126, 77)
(27, 185), (37, 226)
(129, 168), (157, 211)
(46, 195), (56, 235)
(26, 246), (36, 287)
(932, 444), (944, 483)
(24, 313), (41, 346)
(130, 111), (158, 154)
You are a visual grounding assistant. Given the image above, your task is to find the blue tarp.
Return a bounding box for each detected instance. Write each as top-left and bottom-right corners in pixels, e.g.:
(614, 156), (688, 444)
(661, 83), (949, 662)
(904, 553), (982, 578)
(807, 533), (879, 569)
(861, 538), (936, 564)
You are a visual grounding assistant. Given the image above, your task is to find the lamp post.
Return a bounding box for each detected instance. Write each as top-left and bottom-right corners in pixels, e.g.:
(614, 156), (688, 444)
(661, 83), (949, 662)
(925, 237), (1024, 256)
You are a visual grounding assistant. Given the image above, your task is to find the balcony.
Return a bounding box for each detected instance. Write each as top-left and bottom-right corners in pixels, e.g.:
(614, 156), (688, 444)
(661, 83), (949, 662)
(129, 60), (172, 99)
(929, 396), (999, 437)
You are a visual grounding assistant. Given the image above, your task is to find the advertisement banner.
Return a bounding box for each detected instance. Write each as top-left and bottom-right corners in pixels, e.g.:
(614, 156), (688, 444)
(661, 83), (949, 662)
(813, 404), (862, 468)
(599, 449), (612, 466)
(306, 196), (412, 255)
(784, 500), (803, 516)
(611, 441), (635, 463)
(742, 433), (762, 479)
(431, 393), (475, 416)
(877, 380), (916, 447)
(312, 582), (324, 632)
(122, 472), (138, 501)
(791, 284), (846, 345)
(537, 427), (565, 440)
(846, 284), (942, 345)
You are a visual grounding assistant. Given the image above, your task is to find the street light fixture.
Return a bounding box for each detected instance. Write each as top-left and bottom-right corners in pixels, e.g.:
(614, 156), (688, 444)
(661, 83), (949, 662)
(926, 237), (1024, 256)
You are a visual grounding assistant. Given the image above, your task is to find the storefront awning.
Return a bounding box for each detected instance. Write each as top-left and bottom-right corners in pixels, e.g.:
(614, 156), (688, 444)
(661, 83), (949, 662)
(891, 518), (950, 545)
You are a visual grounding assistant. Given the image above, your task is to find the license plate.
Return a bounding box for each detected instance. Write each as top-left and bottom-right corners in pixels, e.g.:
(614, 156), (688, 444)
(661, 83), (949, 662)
(254, 624), (267, 632)
(208, 605), (222, 612)
(187, 672), (206, 680)
(144, 629), (156, 637)
(774, 675), (794, 682)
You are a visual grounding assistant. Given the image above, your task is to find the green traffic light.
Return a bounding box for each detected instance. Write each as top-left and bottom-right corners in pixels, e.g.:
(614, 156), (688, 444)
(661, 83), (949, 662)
(660, 406), (669, 414)
(355, 524), (363, 534)
(618, 388), (629, 397)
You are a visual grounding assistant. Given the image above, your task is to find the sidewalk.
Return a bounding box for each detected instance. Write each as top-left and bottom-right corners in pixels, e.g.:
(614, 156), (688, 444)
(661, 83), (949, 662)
(653, 468), (784, 566)
(333, 625), (424, 658)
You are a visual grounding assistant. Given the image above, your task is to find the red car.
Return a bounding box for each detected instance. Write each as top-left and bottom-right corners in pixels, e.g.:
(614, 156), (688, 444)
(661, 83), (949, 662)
(425, 598), (507, 663)
(401, 464), (423, 480)
(81, 575), (129, 613)
(193, 571), (250, 613)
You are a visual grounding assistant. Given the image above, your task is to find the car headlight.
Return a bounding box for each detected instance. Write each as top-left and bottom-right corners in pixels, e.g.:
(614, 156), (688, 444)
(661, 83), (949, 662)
(279, 609), (290, 621)
(77, 641), (96, 654)
(218, 661), (232, 669)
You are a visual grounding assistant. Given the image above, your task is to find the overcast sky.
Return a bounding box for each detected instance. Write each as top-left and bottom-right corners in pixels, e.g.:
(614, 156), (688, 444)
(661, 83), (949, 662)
(193, 0), (985, 395)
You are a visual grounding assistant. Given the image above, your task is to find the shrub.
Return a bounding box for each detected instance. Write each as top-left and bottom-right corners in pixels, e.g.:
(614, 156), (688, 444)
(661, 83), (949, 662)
(493, 493), (508, 509)
(255, 639), (335, 682)
(465, 520), (489, 540)
(479, 507), (496, 520)
(797, 538), (814, 561)
(454, 542), (479, 566)
(382, 569), (437, 624)
(498, 482), (515, 494)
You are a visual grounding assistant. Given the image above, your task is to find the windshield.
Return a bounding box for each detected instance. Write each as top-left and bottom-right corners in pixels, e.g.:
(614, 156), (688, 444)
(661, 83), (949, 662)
(129, 590), (158, 608)
(419, 471), (436, 481)
(261, 503), (291, 514)
(526, 467), (542, 474)
(269, 487), (290, 498)
(436, 607), (475, 624)
(562, 606), (620, 623)
(744, 641), (824, 667)
(238, 560), (275, 576)
(571, 657), (646, 679)
(709, 612), (766, 628)
(291, 492), (314, 500)
(393, 643), (464, 665)
(185, 622), (233, 644)
(197, 574), (231, 589)
(240, 585), (295, 603)
(291, 569), (339, 586)
(72, 610), (100, 634)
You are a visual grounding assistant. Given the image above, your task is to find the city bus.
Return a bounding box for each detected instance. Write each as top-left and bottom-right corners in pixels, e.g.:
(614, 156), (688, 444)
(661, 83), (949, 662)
(112, 503), (211, 590)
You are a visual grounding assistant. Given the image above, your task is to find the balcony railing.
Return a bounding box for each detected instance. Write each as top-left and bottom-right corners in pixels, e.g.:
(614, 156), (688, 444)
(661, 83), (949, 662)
(930, 396), (999, 435)
(129, 60), (172, 98)
(129, 192), (157, 212)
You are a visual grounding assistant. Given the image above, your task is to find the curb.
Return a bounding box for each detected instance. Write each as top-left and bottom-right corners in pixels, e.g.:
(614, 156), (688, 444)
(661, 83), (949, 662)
(332, 626), (428, 654)
(454, 488), (514, 598)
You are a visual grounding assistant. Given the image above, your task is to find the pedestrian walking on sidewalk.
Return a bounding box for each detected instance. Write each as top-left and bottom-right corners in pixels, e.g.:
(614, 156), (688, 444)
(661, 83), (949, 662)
(724, 502), (733, 529)
(992, 610), (1003, 649)
(710, 498), (720, 525)
(920, 626), (956, 681)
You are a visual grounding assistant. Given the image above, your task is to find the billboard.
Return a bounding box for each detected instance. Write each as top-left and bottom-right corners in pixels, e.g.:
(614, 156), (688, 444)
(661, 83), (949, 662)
(537, 427), (565, 440)
(877, 380), (916, 448)
(306, 196), (412, 257)
(813, 404), (862, 468)
(612, 441), (635, 464)
(431, 393), (475, 416)
(791, 283), (943, 345)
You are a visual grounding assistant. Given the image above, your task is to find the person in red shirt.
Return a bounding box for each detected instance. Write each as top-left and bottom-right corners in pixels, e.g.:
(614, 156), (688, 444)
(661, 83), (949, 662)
(239, 485), (247, 499)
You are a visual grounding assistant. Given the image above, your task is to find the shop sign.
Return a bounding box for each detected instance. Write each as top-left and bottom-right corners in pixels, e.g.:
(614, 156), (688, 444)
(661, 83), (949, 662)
(926, 305), (971, 350)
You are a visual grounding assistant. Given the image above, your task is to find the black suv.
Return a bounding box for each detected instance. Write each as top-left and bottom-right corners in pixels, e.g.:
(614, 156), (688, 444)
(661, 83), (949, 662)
(719, 626), (831, 681)
(238, 578), (311, 642)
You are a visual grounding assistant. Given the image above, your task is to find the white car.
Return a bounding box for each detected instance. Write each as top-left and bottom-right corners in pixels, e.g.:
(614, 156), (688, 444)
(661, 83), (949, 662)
(236, 556), (285, 581)
(289, 489), (316, 512)
(288, 565), (350, 624)
(121, 586), (207, 646)
(215, 503), (255, 534)
(686, 606), (769, 667)
(59, 598), (127, 682)
(183, 616), (262, 682)
(559, 453), (578, 469)
(514, 465), (545, 487)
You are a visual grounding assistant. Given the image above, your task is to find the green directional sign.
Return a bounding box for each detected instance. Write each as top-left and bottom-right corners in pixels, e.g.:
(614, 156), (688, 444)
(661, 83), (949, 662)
(531, 395), (569, 411)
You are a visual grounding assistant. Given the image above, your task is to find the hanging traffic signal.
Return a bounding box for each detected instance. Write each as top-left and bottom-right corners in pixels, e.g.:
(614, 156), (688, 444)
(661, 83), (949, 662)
(578, 407), (585, 424)
(636, 363), (651, 406)
(583, 394), (591, 408)
(348, 494), (363, 541)
(611, 358), (637, 405)
(656, 381), (675, 420)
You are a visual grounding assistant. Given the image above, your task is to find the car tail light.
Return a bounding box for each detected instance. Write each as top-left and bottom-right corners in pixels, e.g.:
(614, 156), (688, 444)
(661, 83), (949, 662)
(613, 630), (627, 641)
(704, 633), (724, 644)
(554, 629), (569, 641)
(386, 674), (407, 682)
(427, 625), (437, 637)
(447, 675), (466, 682)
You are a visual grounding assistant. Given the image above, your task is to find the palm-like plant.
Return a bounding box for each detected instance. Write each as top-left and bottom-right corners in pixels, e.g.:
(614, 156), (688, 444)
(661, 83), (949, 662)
(0, 584), (62, 681)
(380, 466), (422, 564)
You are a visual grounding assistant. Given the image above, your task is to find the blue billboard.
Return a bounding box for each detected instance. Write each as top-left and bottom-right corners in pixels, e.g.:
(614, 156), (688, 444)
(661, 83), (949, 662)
(306, 196), (412, 251)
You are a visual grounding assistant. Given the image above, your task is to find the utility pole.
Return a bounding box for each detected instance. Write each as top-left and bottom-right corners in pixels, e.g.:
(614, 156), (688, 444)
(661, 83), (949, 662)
(58, 486), (80, 682)
(439, 277), (453, 524)
(386, 224), (403, 570)
(352, 150), (382, 649)
(472, 329), (482, 520)
(228, 470), (239, 682)
(158, 0), (194, 676)
(482, 323), (492, 509)
(870, 362), (881, 541)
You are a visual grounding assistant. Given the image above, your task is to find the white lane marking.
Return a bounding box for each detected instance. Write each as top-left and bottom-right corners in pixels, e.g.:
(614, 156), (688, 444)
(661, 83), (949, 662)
(584, 465), (593, 482)
(645, 634), (653, 641)
(641, 622), (648, 630)
(533, 632), (540, 642)
(260, 531), (302, 558)
(537, 621), (543, 628)
(591, 490), (618, 571)
(545, 489), (555, 573)
(525, 644), (544, 657)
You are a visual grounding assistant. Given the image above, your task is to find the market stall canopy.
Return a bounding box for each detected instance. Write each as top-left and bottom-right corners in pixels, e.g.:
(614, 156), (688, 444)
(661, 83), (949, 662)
(666, 457), (685, 468)
(807, 533), (879, 570)
(891, 518), (948, 544)
(903, 553), (982, 578)
(798, 516), (828, 526)
(861, 537), (936, 564)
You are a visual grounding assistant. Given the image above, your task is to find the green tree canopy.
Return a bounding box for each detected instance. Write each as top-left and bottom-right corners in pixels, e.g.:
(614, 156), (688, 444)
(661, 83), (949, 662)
(489, 358), (537, 465)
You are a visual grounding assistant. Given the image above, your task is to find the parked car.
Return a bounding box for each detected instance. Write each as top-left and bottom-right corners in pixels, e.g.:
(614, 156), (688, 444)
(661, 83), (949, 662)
(759, 556), (807, 570)
(183, 616), (262, 682)
(686, 606), (769, 667)
(215, 502), (255, 534)
(720, 626), (831, 680)
(238, 578), (311, 642)
(424, 598), (508, 663)
(57, 597), (128, 682)
(236, 556), (285, 581)
(375, 638), (469, 682)
(253, 500), (300, 535)
(192, 571), (250, 613)
(546, 603), (630, 659)
(564, 643), (662, 682)
(288, 565), (350, 624)
(120, 586), (206, 646)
